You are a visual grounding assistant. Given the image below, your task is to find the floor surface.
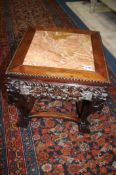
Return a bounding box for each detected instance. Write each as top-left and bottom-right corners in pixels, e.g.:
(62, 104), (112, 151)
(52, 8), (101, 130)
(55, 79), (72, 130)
(66, 0), (116, 58)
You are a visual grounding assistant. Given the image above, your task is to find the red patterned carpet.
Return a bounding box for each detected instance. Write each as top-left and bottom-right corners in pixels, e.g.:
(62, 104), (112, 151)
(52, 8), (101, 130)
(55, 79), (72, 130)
(0, 0), (116, 175)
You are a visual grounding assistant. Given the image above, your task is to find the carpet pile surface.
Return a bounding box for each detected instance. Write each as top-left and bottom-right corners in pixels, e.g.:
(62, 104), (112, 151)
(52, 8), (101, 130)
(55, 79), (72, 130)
(0, 0), (116, 174)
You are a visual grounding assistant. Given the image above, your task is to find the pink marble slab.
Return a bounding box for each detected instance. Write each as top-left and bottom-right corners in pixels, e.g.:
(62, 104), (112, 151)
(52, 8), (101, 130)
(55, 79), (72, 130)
(23, 30), (95, 71)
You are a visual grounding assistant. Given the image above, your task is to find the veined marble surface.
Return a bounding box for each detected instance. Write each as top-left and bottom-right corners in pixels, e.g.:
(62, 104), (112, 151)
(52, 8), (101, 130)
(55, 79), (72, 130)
(23, 31), (95, 71)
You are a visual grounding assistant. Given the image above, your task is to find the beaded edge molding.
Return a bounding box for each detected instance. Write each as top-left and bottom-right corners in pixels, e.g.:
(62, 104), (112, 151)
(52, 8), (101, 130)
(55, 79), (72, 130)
(6, 71), (110, 85)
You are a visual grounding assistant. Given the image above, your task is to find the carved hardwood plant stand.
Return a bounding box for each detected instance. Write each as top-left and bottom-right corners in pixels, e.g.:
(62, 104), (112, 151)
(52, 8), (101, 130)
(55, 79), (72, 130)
(5, 27), (110, 133)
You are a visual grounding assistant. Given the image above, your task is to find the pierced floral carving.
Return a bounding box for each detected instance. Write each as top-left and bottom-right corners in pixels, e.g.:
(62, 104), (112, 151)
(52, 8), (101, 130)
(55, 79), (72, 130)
(6, 78), (108, 101)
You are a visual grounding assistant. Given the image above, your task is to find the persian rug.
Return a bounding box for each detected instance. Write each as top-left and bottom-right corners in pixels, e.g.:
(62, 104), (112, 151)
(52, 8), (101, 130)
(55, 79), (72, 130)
(0, 0), (116, 175)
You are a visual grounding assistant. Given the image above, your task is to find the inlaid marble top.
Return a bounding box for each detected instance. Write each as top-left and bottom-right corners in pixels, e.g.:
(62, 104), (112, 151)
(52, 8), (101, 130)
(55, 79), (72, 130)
(6, 27), (109, 85)
(23, 30), (95, 71)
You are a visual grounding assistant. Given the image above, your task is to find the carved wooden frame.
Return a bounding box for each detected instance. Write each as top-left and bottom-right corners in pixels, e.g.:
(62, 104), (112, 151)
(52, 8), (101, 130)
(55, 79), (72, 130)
(5, 27), (110, 133)
(6, 27), (110, 85)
